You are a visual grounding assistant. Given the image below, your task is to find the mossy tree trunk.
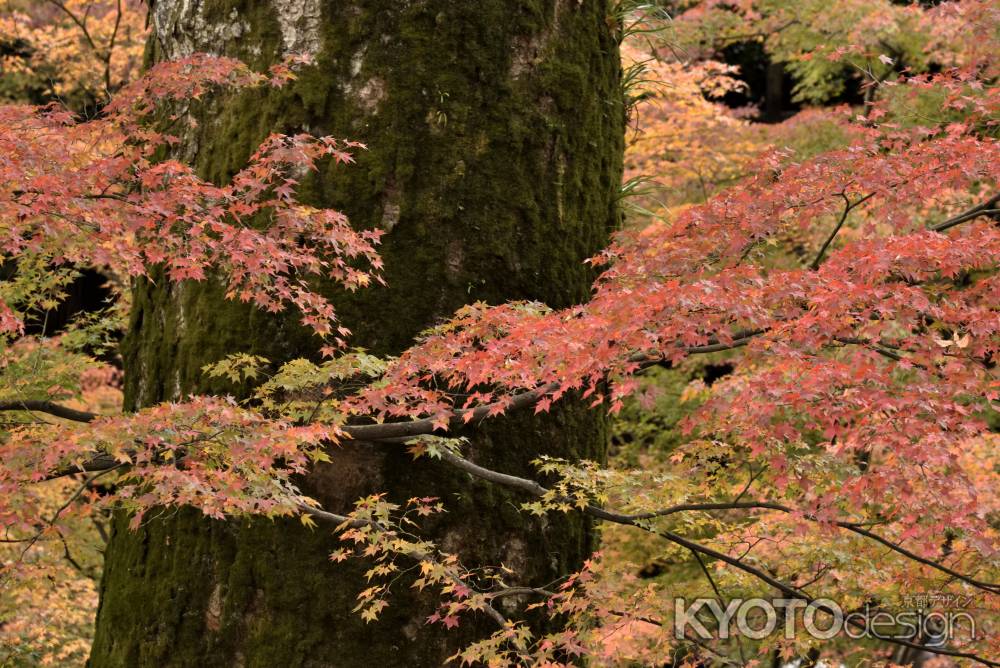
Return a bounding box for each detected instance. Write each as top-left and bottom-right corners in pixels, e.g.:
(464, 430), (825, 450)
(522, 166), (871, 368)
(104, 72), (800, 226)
(89, 1), (624, 665)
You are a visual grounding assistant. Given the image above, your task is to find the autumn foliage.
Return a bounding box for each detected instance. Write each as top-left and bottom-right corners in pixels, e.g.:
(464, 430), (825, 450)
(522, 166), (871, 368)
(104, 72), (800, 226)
(0, 0), (146, 109)
(2, 1), (1000, 666)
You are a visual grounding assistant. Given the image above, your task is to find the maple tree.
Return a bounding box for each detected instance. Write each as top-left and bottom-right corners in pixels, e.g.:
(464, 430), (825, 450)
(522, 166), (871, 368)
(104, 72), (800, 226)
(1, 0), (1000, 666)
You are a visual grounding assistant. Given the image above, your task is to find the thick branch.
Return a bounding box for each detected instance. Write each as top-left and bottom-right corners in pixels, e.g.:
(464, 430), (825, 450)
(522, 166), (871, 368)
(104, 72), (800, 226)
(0, 400), (100, 423)
(930, 193), (1000, 232)
(43, 454), (122, 481)
(811, 192), (875, 269)
(435, 451), (999, 594)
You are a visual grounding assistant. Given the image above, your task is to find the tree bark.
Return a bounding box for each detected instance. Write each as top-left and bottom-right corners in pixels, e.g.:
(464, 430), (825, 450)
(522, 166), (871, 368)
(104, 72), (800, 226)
(89, 1), (623, 665)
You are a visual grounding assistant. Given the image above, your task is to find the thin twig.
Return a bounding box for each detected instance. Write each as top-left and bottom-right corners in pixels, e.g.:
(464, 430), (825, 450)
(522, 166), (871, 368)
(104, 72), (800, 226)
(18, 466), (121, 562)
(811, 192), (875, 269)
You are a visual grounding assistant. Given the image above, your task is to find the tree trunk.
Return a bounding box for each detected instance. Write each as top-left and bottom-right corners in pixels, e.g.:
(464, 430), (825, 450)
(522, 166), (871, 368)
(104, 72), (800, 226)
(89, 1), (624, 665)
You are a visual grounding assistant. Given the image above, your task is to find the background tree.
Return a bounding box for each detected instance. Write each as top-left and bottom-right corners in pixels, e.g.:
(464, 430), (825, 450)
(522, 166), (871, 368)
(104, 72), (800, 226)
(0, 0), (146, 112)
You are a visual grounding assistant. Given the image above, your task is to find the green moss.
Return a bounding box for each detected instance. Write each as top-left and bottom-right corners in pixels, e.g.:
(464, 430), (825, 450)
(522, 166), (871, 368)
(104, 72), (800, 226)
(94, 1), (624, 665)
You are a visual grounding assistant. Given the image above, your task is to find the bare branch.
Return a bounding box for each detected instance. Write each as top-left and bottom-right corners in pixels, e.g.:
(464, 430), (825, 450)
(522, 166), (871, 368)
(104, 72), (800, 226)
(104, 0), (124, 93)
(44, 0), (99, 54)
(930, 193), (1000, 232)
(433, 450), (999, 593)
(18, 465), (121, 561)
(0, 400), (100, 423)
(811, 192), (875, 269)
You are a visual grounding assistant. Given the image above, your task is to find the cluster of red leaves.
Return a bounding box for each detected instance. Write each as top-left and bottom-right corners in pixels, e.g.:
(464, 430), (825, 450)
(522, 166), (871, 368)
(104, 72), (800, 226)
(346, 65), (1000, 565)
(0, 53), (382, 338)
(0, 395), (339, 534)
(340, 16), (1000, 660)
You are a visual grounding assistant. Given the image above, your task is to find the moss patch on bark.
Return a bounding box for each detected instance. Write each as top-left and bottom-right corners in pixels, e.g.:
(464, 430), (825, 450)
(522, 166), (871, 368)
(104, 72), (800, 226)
(91, 1), (623, 665)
